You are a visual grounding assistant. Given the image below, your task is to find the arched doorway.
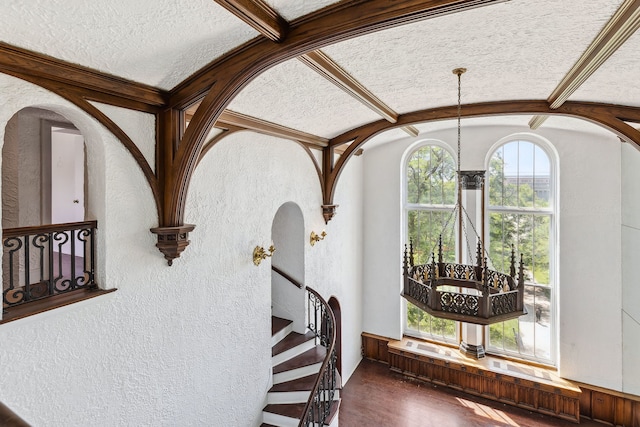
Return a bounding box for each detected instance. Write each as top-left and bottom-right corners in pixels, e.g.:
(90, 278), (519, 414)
(2, 107), (90, 308)
(328, 296), (342, 375)
(271, 202), (306, 333)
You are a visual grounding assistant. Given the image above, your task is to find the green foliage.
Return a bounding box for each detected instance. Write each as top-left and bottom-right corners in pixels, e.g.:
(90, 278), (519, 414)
(488, 141), (553, 356)
(407, 302), (456, 339)
(489, 318), (520, 352)
(407, 146), (456, 205)
(405, 145), (457, 340)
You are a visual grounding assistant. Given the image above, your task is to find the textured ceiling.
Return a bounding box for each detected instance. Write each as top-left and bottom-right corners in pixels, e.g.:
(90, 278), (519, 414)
(1, 0), (637, 143)
(0, 0), (258, 89)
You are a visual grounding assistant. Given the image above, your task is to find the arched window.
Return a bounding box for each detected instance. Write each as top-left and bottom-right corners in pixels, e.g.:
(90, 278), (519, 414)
(486, 138), (556, 365)
(404, 143), (458, 342)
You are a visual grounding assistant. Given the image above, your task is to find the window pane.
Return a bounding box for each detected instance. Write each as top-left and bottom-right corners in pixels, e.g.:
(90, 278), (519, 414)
(534, 145), (551, 208)
(489, 146), (505, 206)
(408, 210), (455, 264)
(405, 144), (458, 343)
(406, 146), (455, 206)
(487, 140), (554, 365)
(534, 286), (552, 359)
(502, 142), (519, 207)
(518, 141), (535, 208)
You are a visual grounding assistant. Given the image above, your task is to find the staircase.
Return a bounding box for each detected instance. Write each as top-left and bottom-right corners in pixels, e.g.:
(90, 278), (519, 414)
(262, 316), (340, 427)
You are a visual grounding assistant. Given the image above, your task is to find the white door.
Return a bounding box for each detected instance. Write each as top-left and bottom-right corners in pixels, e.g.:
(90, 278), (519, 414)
(51, 128), (84, 225)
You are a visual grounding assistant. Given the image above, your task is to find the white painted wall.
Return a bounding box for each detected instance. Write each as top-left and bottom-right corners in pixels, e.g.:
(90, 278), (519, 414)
(362, 122), (628, 392)
(621, 142), (640, 396)
(0, 75), (364, 426)
(271, 202), (306, 334)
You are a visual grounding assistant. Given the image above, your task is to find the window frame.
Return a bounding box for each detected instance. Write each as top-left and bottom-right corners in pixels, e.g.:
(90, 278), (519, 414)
(484, 134), (559, 366)
(402, 140), (460, 344)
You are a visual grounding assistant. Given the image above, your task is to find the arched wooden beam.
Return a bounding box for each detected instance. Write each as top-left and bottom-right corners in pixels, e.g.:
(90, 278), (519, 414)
(324, 100), (640, 210)
(166, 0), (508, 226)
(2, 73), (162, 220)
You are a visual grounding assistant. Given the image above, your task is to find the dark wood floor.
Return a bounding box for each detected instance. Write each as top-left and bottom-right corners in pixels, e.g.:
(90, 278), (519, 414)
(339, 359), (603, 427)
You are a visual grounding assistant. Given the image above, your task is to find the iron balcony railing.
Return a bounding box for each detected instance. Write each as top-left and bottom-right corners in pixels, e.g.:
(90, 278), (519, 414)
(2, 220), (97, 312)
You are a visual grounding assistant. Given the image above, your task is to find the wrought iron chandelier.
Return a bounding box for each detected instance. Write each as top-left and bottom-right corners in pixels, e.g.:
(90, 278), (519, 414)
(402, 68), (527, 326)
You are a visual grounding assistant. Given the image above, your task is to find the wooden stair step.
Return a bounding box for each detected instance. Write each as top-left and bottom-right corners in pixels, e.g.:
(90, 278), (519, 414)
(324, 398), (341, 426)
(272, 331), (315, 357)
(263, 403), (305, 419)
(269, 373), (317, 392)
(272, 316), (292, 337)
(260, 424), (279, 427)
(273, 346), (326, 374)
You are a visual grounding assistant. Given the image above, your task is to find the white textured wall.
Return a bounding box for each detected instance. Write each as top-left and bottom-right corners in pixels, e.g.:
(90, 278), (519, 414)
(0, 75), (364, 425)
(362, 122), (626, 391)
(271, 202), (306, 334)
(621, 142), (640, 396)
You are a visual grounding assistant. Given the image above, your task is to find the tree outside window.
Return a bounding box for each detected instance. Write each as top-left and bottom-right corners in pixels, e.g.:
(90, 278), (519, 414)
(487, 140), (555, 364)
(405, 144), (458, 342)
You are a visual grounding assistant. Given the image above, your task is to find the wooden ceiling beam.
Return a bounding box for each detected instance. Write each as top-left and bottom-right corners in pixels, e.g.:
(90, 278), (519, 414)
(215, 110), (329, 148)
(529, 0), (640, 129)
(299, 50), (420, 138)
(326, 100), (640, 214)
(0, 42), (167, 113)
(214, 0), (289, 42)
(170, 0), (510, 107)
(166, 0), (511, 230)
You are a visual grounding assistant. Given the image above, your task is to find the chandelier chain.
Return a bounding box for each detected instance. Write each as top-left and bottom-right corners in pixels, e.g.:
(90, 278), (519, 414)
(457, 71), (462, 175)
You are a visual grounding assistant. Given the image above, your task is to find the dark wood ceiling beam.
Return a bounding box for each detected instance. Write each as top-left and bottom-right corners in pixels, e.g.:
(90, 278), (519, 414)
(215, 110), (329, 148)
(169, 0), (510, 107)
(168, 0), (509, 228)
(214, 0), (289, 42)
(326, 100), (640, 209)
(0, 42), (167, 113)
(529, 0), (640, 129)
(299, 50), (419, 138)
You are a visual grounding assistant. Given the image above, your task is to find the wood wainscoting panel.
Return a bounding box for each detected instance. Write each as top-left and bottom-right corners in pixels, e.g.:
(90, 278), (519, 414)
(361, 332), (391, 363)
(576, 381), (640, 427)
(362, 333), (640, 426)
(363, 333), (582, 424)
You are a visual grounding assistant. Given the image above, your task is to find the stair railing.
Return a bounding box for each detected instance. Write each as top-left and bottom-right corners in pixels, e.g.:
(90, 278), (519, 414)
(3, 221), (97, 312)
(301, 286), (337, 427)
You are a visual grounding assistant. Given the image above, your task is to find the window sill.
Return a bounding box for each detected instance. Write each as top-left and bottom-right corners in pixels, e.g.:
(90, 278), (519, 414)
(1, 287), (116, 325)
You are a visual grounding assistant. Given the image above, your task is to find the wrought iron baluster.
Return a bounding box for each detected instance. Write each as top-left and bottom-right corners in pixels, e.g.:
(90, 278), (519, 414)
(48, 231), (54, 296)
(23, 235), (30, 302)
(70, 229), (76, 289)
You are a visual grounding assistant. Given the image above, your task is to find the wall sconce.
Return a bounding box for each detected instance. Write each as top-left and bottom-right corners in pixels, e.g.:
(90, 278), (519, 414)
(310, 230), (327, 247)
(253, 245), (275, 266)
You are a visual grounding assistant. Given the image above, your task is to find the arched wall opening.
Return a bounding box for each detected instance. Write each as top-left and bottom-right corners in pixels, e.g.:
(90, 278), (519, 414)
(3, 108), (87, 229)
(1, 103), (109, 312)
(271, 201), (306, 333)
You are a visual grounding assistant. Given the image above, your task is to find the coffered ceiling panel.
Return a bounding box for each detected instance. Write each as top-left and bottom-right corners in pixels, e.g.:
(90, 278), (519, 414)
(0, 0), (258, 89)
(569, 29), (640, 108)
(320, 0), (625, 114)
(228, 59), (382, 138)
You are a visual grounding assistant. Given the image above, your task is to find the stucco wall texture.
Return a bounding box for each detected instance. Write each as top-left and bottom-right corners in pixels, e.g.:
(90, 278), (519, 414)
(0, 74), (364, 426)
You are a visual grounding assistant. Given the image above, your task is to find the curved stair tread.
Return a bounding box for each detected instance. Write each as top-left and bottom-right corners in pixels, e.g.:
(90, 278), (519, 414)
(272, 331), (316, 357)
(260, 424), (279, 427)
(263, 403), (306, 419)
(272, 316), (292, 337)
(273, 346), (326, 374)
(269, 373), (317, 392)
